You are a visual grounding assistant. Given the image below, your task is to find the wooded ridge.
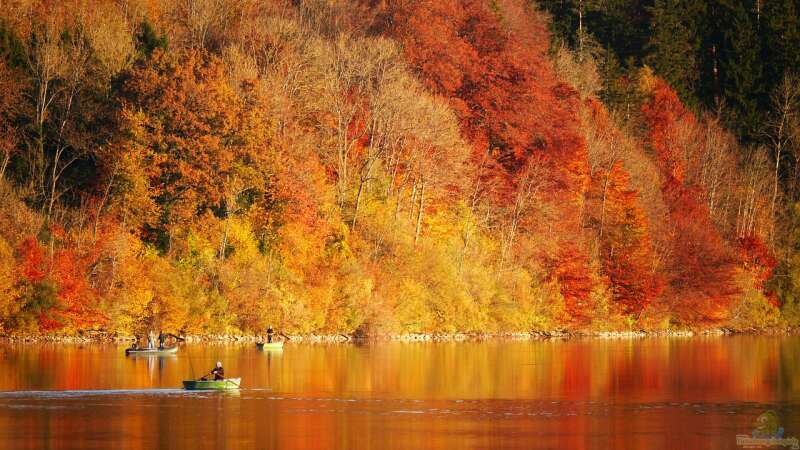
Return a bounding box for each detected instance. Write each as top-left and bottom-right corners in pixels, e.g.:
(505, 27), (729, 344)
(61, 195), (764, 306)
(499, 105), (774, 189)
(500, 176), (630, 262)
(0, 0), (798, 337)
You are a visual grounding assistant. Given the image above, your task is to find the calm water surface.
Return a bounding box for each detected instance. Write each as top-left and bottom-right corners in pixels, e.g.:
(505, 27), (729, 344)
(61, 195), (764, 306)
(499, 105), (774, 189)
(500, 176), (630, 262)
(0, 336), (799, 449)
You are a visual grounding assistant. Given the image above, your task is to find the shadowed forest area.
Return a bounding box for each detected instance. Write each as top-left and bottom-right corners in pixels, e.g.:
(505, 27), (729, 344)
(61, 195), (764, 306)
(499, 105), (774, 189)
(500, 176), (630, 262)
(0, 0), (798, 337)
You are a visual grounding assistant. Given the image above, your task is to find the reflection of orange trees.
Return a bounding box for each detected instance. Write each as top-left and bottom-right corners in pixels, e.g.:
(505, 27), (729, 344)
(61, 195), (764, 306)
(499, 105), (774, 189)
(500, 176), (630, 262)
(263, 340), (782, 402)
(0, 339), (785, 402)
(0, 340), (794, 449)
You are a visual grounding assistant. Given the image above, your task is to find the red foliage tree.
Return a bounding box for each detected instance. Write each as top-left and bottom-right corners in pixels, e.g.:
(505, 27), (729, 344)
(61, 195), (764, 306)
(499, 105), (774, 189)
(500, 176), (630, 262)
(549, 244), (595, 322)
(15, 231), (106, 331)
(642, 77), (739, 323)
(17, 236), (46, 283)
(377, 0), (587, 188)
(738, 235), (777, 293)
(49, 246), (105, 329)
(378, 0), (594, 320)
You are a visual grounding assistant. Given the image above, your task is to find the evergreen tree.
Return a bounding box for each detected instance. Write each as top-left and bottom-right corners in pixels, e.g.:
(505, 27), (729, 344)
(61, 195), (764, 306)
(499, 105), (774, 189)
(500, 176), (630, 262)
(597, 48), (644, 116)
(135, 20), (168, 58)
(537, 0), (582, 48)
(586, 0), (652, 65)
(701, 0), (763, 140)
(0, 20), (24, 68)
(538, 0), (653, 64)
(645, 0), (705, 108)
(762, 0), (800, 88)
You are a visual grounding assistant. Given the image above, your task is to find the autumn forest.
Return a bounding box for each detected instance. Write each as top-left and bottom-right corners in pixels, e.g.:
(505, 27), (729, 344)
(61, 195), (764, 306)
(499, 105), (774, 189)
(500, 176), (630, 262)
(0, 0), (798, 337)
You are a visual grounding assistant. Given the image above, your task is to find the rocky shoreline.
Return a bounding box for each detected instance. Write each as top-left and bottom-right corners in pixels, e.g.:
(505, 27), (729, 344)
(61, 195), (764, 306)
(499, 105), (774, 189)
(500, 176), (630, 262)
(1, 327), (797, 344)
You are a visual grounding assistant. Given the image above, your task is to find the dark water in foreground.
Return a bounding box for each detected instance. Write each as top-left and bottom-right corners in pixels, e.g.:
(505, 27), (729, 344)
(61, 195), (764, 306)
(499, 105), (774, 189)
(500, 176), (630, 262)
(0, 337), (799, 449)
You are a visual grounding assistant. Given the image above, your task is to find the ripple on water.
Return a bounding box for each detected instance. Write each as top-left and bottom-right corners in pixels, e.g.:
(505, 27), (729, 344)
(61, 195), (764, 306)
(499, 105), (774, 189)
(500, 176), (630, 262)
(0, 389), (203, 399)
(3, 404), (69, 410)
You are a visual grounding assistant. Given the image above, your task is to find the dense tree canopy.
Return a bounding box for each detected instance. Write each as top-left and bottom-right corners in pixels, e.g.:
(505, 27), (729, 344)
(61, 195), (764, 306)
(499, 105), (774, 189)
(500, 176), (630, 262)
(0, 0), (791, 336)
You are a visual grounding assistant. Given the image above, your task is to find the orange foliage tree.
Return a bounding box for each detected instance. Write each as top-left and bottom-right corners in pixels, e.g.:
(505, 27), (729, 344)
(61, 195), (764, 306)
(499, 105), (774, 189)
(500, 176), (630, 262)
(588, 163), (662, 314)
(115, 48), (274, 250)
(583, 99), (662, 316)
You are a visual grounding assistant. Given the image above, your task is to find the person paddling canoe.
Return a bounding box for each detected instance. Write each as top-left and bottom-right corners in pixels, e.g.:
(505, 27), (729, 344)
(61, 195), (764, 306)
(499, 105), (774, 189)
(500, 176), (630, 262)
(267, 326), (274, 343)
(204, 361), (224, 380)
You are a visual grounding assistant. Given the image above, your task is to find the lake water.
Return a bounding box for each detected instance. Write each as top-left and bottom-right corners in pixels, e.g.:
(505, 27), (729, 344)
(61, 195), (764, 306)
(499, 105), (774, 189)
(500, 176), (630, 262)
(0, 336), (798, 449)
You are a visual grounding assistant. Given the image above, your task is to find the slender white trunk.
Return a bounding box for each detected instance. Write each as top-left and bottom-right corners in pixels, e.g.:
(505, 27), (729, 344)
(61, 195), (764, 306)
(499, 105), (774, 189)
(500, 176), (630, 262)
(414, 181), (425, 244)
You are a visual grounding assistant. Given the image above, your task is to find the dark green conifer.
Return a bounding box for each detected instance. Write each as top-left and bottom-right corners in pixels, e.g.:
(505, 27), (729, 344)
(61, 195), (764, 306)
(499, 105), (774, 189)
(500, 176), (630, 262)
(712, 0), (764, 140)
(645, 0), (705, 108)
(762, 0), (800, 88)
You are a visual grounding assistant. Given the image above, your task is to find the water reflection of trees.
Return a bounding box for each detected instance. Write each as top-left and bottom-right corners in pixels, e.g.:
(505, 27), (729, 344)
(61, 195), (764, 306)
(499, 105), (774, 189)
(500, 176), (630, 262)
(0, 338), (798, 450)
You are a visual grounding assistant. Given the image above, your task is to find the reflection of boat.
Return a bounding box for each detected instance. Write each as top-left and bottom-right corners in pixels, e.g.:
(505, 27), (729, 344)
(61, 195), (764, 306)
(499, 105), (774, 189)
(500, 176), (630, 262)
(183, 378), (241, 390)
(125, 346), (179, 356)
(256, 341), (284, 350)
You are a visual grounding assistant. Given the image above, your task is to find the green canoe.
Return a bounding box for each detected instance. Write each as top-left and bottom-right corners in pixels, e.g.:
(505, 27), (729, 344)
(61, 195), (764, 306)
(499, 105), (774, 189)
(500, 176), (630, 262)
(125, 346), (178, 356)
(183, 378), (241, 390)
(256, 341), (284, 350)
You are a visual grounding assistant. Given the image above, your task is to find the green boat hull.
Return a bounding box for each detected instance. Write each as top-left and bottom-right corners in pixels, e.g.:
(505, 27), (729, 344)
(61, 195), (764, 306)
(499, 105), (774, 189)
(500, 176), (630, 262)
(256, 341), (284, 350)
(125, 346), (178, 356)
(183, 378), (241, 390)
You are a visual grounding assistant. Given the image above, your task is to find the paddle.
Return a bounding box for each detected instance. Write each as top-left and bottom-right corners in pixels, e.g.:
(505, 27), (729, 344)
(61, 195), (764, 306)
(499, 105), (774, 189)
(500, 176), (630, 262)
(196, 370), (215, 381)
(197, 367), (228, 381)
(167, 333), (185, 342)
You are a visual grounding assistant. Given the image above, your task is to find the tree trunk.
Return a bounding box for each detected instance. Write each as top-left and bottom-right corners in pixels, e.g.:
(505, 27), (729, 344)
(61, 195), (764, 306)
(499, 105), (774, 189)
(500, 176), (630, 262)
(458, 226), (471, 274)
(755, 0), (761, 27)
(409, 181), (417, 222)
(94, 164), (117, 241)
(771, 144), (782, 241)
(0, 152), (9, 180)
(578, 0), (585, 57)
(352, 177), (365, 229)
(599, 169), (611, 240)
(414, 181), (425, 244)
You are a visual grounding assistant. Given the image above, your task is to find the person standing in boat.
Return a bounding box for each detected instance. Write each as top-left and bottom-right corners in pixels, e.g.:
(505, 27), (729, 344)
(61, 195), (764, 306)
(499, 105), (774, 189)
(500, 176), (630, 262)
(267, 326), (274, 343)
(158, 332), (166, 349)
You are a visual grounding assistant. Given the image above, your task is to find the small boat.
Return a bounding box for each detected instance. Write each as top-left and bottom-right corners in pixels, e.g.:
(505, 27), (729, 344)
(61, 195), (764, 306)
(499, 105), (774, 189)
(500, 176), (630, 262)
(256, 341), (284, 350)
(125, 346), (179, 356)
(183, 378), (241, 390)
